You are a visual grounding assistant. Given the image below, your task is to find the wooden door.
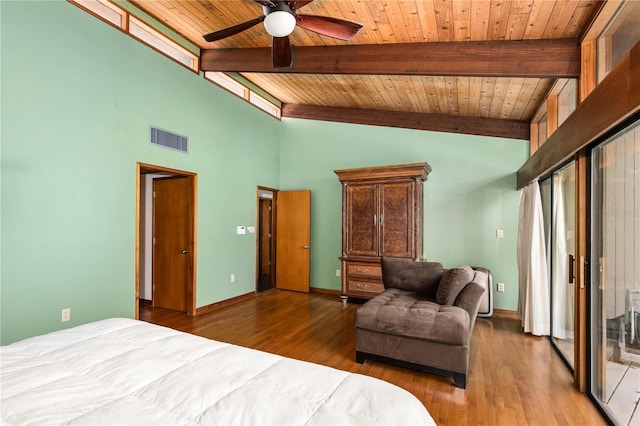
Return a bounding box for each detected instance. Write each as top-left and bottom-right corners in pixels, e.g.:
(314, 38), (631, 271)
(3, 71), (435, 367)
(153, 176), (191, 312)
(379, 181), (414, 257)
(345, 183), (379, 256)
(275, 190), (311, 293)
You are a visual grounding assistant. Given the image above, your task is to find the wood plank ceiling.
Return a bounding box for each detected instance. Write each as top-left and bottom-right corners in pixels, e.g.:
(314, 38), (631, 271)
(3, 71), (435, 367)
(130, 0), (602, 139)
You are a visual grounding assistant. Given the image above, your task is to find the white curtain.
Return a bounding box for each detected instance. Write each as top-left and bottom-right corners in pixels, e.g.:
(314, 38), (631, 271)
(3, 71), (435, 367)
(517, 180), (550, 336)
(551, 174), (573, 339)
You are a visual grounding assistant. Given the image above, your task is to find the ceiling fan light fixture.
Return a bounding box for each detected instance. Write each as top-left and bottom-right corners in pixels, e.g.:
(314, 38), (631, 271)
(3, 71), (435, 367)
(264, 10), (296, 37)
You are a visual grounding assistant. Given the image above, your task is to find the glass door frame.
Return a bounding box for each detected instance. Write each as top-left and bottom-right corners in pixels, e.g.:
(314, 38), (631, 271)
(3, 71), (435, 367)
(540, 159), (578, 372)
(586, 113), (640, 425)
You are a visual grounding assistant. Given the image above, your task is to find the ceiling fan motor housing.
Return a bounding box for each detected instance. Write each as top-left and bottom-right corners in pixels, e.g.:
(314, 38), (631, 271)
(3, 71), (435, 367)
(263, 2), (296, 37)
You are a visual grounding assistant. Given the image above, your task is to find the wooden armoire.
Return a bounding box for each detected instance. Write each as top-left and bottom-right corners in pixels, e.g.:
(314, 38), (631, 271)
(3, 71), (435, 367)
(335, 163), (431, 301)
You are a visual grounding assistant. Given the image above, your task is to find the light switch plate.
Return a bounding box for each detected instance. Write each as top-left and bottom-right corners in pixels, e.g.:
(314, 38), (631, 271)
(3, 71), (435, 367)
(496, 229), (504, 239)
(237, 226), (246, 235)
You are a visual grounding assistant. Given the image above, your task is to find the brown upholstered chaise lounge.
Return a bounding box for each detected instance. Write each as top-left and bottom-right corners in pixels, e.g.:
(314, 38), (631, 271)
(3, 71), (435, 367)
(355, 257), (490, 388)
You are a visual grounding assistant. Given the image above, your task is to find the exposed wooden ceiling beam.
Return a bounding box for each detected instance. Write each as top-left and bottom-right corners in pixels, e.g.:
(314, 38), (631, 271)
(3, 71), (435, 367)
(201, 39), (580, 78)
(281, 104), (530, 140)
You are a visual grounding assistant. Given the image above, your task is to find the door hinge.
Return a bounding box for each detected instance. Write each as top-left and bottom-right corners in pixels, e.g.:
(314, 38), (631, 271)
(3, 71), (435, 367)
(153, 237), (156, 244)
(153, 191), (156, 198)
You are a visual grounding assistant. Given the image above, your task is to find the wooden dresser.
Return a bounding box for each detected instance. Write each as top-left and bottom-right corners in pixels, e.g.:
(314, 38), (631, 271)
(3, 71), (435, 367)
(335, 163), (431, 301)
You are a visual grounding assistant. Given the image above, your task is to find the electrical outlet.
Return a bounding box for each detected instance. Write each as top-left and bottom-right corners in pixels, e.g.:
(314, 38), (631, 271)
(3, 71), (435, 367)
(61, 308), (71, 322)
(230, 274), (235, 283)
(497, 282), (505, 292)
(496, 229), (504, 239)
(336, 269), (341, 277)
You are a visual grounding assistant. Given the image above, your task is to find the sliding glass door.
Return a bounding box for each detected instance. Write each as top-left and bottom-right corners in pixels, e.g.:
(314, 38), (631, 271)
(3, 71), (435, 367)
(590, 120), (640, 425)
(551, 164), (576, 367)
(541, 164), (577, 368)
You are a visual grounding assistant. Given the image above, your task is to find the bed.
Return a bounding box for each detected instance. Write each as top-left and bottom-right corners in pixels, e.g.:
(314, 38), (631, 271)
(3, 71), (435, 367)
(1, 318), (435, 425)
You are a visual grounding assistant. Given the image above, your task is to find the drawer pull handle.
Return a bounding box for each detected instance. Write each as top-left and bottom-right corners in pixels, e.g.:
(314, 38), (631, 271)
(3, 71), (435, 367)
(356, 267), (368, 273)
(356, 283), (368, 289)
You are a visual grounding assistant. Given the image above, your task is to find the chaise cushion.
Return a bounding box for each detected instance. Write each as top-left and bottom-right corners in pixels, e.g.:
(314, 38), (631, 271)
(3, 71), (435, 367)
(356, 289), (470, 345)
(381, 257), (445, 298)
(436, 265), (475, 305)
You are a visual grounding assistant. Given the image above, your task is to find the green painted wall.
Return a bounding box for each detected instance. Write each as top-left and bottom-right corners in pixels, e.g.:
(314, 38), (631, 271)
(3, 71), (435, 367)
(279, 118), (528, 311)
(0, 1), (280, 344)
(1, 0), (529, 345)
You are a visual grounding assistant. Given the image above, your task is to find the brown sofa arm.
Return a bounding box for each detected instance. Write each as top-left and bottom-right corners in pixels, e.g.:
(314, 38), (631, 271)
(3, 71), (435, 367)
(454, 282), (485, 336)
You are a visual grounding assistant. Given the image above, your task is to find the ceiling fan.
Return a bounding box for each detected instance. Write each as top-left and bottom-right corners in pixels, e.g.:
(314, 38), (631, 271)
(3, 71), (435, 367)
(203, 0), (363, 68)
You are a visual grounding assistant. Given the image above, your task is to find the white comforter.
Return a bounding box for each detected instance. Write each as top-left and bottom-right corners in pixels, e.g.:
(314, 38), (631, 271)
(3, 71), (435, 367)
(1, 318), (434, 425)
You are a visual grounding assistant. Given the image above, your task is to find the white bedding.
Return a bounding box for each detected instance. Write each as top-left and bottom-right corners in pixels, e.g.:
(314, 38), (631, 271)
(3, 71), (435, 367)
(1, 318), (434, 425)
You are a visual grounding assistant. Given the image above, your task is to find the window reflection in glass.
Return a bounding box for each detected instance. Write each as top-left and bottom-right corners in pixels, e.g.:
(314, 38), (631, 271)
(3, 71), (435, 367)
(590, 121), (640, 425)
(598, 0), (640, 82)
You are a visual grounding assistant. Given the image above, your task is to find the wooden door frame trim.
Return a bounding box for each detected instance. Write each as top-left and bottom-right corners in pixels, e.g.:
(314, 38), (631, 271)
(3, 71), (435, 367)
(135, 162), (198, 318)
(256, 186), (278, 293)
(575, 151), (588, 392)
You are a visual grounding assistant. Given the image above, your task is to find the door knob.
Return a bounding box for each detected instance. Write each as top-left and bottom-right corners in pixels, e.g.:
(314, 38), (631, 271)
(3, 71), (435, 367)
(303, 245), (311, 249)
(181, 249), (189, 254)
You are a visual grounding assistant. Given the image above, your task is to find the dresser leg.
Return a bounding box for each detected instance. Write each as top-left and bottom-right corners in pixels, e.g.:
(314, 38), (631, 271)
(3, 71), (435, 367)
(340, 295), (348, 304)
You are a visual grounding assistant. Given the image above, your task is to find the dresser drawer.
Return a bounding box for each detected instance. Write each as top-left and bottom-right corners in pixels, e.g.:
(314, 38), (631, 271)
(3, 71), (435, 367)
(346, 278), (384, 296)
(347, 263), (382, 278)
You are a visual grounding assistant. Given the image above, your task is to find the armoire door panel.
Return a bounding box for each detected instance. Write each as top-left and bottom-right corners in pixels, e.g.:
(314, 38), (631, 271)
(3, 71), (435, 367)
(380, 182), (414, 257)
(346, 184), (378, 256)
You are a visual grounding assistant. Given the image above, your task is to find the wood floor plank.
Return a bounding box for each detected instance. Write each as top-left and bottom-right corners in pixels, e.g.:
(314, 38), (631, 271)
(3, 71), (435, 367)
(140, 290), (606, 426)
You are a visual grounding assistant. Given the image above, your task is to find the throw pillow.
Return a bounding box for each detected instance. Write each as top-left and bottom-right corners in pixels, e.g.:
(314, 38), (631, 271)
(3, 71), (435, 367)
(436, 265), (474, 305)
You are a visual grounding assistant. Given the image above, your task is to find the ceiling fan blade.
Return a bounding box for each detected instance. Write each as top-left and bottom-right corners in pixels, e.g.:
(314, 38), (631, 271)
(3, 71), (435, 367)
(286, 0), (314, 10)
(295, 14), (362, 40)
(203, 16), (265, 42)
(272, 36), (292, 68)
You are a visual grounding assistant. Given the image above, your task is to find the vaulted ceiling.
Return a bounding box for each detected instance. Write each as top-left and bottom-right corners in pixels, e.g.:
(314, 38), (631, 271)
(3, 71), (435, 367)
(130, 0), (603, 139)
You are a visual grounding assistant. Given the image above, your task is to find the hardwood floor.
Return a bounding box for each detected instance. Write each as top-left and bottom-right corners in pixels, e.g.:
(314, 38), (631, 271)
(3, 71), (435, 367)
(140, 289), (606, 426)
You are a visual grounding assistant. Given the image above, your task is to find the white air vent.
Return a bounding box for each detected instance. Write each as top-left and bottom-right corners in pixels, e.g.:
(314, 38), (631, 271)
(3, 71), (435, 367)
(150, 126), (188, 153)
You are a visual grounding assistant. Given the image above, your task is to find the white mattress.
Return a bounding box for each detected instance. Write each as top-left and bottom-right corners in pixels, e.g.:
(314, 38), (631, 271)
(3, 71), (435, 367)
(1, 318), (434, 425)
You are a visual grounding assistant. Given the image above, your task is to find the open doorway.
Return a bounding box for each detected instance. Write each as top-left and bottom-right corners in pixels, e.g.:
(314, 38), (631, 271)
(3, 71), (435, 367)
(136, 163), (197, 318)
(256, 187), (276, 293)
